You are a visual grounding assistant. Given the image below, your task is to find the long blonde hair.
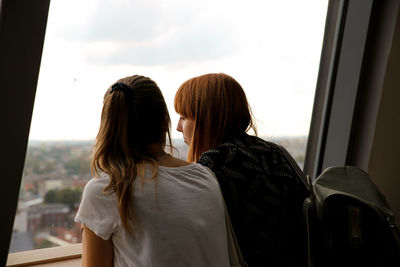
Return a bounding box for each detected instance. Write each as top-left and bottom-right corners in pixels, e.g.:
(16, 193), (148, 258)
(174, 73), (256, 162)
(91, 75), (172, 233)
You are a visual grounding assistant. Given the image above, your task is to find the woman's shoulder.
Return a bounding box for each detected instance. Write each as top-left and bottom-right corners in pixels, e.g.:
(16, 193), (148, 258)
(198, 134), (295, 174)
(239, 134), (281, 151)
(84, 174), (109, 188)
(197, 134), (267, 162)
(158, 162), (214, 177)
(199, 134), (277, 157)
(82, 175), (112, 200)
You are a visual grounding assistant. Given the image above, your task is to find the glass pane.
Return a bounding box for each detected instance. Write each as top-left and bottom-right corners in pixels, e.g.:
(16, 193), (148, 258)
(9, 0), (328, 252)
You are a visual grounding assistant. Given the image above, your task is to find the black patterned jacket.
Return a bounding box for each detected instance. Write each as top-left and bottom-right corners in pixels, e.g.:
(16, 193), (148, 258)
(198, 133), (309, 267)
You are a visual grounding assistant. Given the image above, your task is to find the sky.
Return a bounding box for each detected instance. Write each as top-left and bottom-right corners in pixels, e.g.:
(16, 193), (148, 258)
(29, 0), (328, 141)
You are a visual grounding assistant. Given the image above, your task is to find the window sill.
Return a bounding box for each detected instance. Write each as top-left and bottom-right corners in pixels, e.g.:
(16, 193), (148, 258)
(6, 244), (82, 267)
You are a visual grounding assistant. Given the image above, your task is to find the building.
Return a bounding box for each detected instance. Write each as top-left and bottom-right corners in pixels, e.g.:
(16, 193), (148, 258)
(27, 203), (71, 233)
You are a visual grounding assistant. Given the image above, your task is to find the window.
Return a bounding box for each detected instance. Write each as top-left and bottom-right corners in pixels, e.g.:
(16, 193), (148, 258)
(4, 0), (327, 256)
(4, 1), (400, 266)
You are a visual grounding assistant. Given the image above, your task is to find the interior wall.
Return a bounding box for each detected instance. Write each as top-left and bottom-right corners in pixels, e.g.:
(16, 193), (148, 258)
(368, 7), (400, 226)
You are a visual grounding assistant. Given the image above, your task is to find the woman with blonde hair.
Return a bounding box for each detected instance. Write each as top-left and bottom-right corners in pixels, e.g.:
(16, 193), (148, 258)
(75, 75), (230, 267)
(175, 73), (309, 267)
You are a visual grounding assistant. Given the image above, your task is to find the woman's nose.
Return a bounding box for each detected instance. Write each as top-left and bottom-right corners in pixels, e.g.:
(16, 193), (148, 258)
(176, 120), (183, 132)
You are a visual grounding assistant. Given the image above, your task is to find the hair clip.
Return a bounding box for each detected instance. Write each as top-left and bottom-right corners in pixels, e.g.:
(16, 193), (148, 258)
(110, 83), (132, 95)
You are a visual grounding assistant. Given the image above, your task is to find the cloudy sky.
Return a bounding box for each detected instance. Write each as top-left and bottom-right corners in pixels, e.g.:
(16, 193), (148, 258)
(29, 0), (328, 141)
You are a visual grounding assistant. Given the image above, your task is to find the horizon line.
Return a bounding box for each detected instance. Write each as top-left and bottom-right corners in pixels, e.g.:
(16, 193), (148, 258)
(27, 135), (308, 143)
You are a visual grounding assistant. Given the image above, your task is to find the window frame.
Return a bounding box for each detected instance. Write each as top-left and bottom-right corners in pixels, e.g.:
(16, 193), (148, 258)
(6, 244), (82, 267)
(304, 0), (400, 181)
(0, 0), (50, 265)
(304, 0), (376, 179)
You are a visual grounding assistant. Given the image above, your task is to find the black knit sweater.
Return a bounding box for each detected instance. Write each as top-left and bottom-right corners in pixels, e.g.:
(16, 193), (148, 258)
(198, 133), (309, 267)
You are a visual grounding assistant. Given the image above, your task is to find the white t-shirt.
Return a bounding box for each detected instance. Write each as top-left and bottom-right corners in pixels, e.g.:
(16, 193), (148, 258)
(75, 163), (230, 267)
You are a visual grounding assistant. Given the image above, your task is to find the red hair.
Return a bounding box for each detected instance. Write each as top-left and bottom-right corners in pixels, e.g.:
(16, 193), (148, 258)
(174, 73), (256, 162)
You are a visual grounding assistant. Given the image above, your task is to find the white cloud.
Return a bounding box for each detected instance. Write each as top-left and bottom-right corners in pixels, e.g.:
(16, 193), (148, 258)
(29, 0), (328, 140)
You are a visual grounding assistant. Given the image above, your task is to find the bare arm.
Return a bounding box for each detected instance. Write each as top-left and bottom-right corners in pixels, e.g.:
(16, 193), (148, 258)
(81, 225), (114, 267)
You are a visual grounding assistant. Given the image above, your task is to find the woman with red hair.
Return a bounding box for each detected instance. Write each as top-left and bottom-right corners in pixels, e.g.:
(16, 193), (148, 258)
(175, 73), (308, 267)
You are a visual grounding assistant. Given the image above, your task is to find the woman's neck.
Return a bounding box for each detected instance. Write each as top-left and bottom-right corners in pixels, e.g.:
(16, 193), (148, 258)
(147, 143), (190, 167)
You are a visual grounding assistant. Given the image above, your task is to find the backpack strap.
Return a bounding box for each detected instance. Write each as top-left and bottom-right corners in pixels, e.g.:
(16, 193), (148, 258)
(303, 196), (314, 267)
(390, 223), (400, 252)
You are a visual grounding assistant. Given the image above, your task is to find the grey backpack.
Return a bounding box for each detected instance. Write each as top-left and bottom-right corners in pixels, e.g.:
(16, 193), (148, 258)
(303, 166), (400, 267)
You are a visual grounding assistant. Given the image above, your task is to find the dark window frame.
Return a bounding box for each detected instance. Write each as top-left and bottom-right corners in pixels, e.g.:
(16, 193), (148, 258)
(304, 0), (375, 179)
(0, 0), (50, 265)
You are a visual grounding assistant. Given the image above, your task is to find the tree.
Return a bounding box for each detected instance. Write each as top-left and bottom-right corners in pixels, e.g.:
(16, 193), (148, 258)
(44, 189), (57, 203)
(44, 188), (82, 210)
